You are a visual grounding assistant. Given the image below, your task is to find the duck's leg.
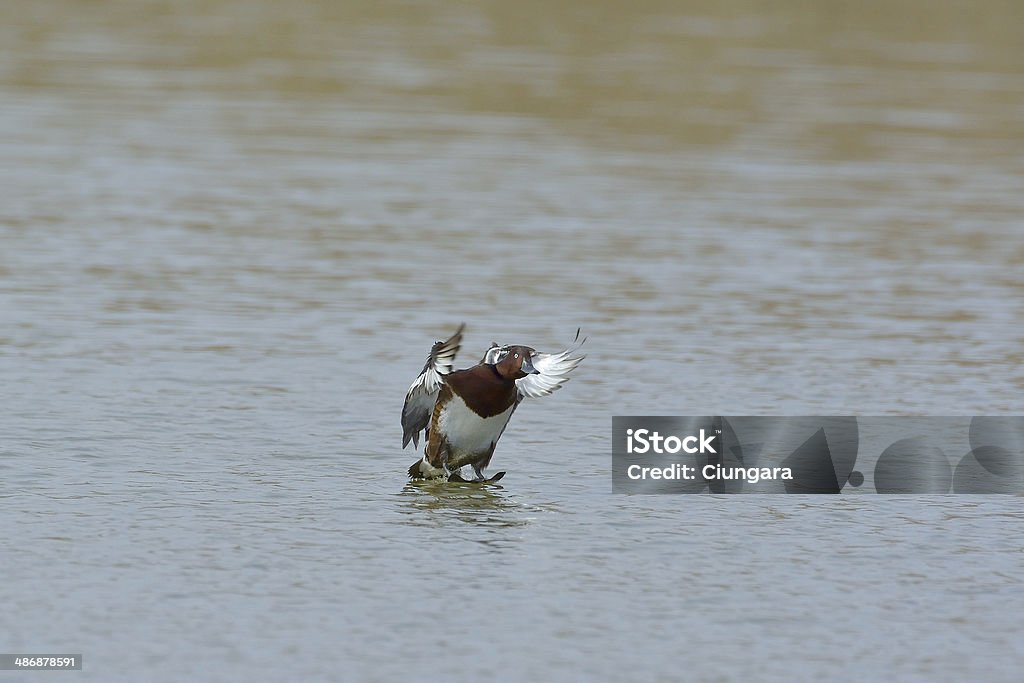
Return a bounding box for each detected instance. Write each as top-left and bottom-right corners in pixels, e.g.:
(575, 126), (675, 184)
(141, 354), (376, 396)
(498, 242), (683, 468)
(471, 462), (505, 483)
(469, 442), (504, 482)
(439, 442), (453, 479)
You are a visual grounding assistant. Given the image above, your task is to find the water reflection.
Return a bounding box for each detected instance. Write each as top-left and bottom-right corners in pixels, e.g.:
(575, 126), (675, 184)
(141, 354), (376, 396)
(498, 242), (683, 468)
(397, 480), (530, 528)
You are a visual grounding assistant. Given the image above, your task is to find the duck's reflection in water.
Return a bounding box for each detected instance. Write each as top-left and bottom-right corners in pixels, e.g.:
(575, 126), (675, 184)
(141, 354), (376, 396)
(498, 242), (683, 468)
(397, 479), (530, 529)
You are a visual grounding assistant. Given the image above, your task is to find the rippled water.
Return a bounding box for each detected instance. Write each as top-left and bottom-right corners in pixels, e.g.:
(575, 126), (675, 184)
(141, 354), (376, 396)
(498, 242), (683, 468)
(2, 1), (1023, 680)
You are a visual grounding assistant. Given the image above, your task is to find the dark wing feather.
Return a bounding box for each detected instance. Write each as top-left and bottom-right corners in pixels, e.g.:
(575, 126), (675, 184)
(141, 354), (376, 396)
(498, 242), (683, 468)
(401, 324), (464, 448)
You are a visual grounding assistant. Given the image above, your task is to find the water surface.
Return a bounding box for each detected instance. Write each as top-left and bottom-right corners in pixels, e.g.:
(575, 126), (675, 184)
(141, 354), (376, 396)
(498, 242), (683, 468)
(1, 1), (1023, 680)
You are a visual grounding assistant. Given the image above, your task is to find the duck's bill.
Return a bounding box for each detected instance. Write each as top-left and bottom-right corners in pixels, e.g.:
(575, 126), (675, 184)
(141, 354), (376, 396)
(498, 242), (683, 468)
(521, 354), (539, 375)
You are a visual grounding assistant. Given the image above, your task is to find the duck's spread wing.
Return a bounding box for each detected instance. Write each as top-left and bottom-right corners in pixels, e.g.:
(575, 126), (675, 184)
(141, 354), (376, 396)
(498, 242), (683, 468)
(515, 330), (586, 400)
(401, 324), (464, 448)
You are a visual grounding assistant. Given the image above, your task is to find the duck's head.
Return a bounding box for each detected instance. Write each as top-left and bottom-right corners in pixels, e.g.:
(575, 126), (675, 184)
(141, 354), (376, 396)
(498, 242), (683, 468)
(488, 344), (538, 380)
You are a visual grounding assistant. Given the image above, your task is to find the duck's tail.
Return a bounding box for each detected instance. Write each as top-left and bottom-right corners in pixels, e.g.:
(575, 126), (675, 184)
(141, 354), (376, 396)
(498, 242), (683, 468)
(408, 457), (446, 480)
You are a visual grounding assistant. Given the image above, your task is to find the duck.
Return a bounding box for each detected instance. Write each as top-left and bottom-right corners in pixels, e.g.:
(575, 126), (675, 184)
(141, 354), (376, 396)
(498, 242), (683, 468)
(402, 324), (585, 481)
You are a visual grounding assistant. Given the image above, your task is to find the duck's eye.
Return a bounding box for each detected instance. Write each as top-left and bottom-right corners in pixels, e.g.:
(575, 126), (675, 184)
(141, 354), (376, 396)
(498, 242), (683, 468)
(514, 353), (519, 359)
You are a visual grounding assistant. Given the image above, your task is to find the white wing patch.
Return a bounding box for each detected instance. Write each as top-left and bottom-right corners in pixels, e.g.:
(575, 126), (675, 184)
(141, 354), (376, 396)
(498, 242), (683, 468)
(516, 334), (585, 400)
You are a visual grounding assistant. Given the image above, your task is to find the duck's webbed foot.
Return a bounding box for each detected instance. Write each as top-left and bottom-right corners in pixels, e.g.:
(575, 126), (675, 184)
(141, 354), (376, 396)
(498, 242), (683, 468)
(470, 465), (505, 483)
(446, 467), (504, 483)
